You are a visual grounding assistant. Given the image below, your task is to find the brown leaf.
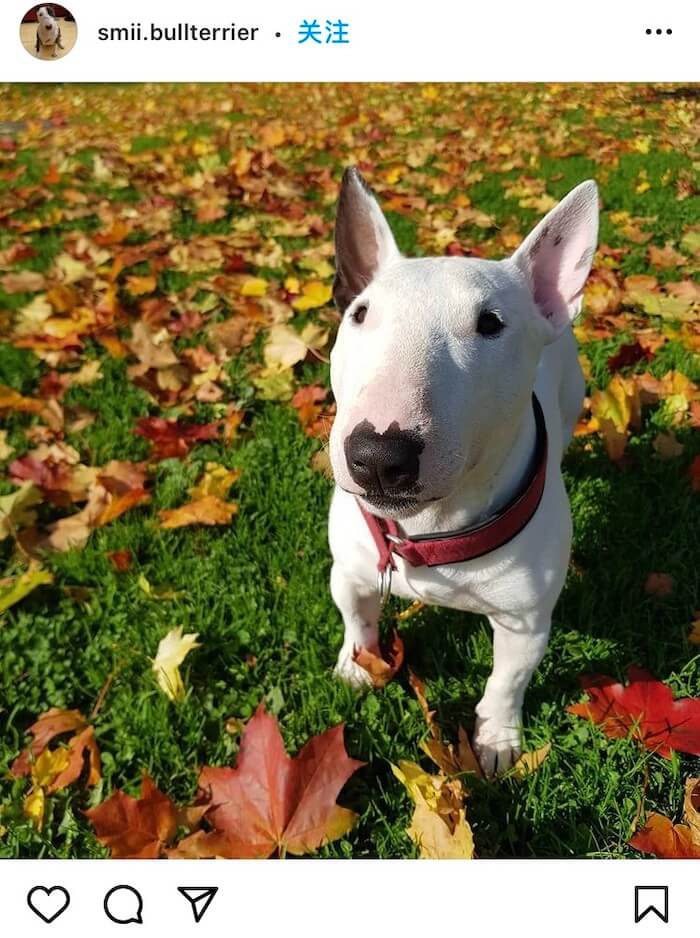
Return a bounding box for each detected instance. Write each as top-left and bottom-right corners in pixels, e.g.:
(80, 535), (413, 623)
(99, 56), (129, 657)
(85, 775), (178, 858)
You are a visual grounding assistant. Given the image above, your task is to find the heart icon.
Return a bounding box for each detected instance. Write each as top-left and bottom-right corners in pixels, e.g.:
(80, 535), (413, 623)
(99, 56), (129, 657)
(27, 886), (71, 924)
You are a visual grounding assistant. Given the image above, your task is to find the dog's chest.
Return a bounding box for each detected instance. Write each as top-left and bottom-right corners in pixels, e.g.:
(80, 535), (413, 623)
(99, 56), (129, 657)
(386, 554), (527, 614)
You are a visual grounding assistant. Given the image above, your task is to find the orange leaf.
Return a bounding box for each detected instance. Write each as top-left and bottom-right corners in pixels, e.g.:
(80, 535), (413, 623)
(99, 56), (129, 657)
(48, 726), (101, 793)
(158, 495), (238, 529)
(630, 813), (700, 858)
(352, 630), (405, 688)
(11, 708), (88, 777)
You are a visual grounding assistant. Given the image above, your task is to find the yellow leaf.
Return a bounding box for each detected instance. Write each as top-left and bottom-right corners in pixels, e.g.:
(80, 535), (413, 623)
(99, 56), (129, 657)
(0, 483), (42, 541)
(291, 281), (332, 312)
(189, 463), (242, 500)
(23, 787), (45, 831)
(407, 791), (474, 859)
(152, 627), (201, 702)
(241, 277), (269, 297)
(0, 430), (13, 461)
(0, 567), (54, 614)
(54, 254), (89, 285)
(125, 275), (157, 296)
(32, 747), (71, 789)
(511, 742), (552, 778)
(391, 760), (442, 811)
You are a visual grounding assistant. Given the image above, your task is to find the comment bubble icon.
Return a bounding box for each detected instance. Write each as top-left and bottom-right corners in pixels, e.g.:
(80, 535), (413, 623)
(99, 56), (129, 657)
(104, 885), (144, 925)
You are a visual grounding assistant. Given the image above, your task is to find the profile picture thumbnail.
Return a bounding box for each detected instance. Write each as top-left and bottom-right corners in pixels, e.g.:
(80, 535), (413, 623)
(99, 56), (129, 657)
(20, 4), (77, 60)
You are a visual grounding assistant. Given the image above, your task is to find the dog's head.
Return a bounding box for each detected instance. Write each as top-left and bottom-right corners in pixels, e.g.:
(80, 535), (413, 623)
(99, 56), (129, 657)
(329, 168), (598, 517)
(37, 6), (56, 24)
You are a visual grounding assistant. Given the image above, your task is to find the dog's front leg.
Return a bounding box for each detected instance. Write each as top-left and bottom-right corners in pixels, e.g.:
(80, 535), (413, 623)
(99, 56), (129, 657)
(331, 563), (381, 689)
(472, 613), (551, 776)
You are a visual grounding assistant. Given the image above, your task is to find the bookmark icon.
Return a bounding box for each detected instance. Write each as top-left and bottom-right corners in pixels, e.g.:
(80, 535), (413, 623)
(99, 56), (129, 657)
(177, 887), (218, 924)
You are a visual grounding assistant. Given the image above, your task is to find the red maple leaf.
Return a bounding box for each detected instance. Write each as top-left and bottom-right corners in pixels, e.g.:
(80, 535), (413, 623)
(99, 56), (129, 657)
(607, 341), (653, 372)
(134, 417), (223, 460)
(567, 666), (700, 758)
(175, 703), (364, 858)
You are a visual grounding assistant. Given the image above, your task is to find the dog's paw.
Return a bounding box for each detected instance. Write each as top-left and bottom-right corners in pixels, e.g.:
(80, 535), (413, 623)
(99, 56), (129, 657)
(472, 714), (521, 777)
(333, 646), (373, 690)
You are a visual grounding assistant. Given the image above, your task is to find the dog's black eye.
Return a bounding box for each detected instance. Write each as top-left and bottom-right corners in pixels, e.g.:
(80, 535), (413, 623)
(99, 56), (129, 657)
(351, 303), (368, 324)
(476, 310), (504, 337)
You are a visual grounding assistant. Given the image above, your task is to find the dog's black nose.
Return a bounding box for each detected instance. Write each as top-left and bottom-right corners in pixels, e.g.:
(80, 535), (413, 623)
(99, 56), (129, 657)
(345, 422), (422, 494)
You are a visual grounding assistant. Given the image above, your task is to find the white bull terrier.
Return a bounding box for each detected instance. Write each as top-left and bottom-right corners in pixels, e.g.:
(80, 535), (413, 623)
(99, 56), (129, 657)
(35, 6), (64, 58)
(328, 168), (598, 775)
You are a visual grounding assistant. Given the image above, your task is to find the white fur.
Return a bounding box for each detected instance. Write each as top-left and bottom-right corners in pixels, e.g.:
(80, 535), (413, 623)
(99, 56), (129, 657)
(328, 172), (598, 775)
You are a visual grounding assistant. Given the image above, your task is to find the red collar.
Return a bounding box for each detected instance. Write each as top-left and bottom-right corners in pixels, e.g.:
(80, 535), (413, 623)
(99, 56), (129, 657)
(358, 394), (548, 575)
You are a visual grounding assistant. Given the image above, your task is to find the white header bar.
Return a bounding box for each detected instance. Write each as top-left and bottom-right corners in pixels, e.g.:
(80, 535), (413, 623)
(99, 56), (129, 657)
(1, 0), (698, 82)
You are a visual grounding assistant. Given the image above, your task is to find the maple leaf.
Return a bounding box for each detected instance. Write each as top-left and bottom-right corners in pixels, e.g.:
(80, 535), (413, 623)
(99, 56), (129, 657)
(567, 666), (700, 758)
(134, 417), (223, 460)
(85, 775), (178, 858)
(151, 627), (201, 702)
(607, 341), (652, 372)
(177, 704), (363, 858)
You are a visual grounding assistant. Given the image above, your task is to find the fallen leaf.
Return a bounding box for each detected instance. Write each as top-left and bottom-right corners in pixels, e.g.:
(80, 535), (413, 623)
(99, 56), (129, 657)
(567, 666), (700, 758)
(176, 703), (363, 857)
(134, 417), (223, 460)
(511, 743), (552, 778)
(406, 789), (474, 859)
(158, 495), (238, 529)
(188, 463), (241, 500)
(85, 775), (178, 858)
(352, 630), (404, 688)
(151, 626), (201, 702)
(630, 812), (700, 858)
(0, 567), (53, 614)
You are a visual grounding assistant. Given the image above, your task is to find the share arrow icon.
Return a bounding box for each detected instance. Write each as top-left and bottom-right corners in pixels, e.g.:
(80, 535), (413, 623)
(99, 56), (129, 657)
(177, 886), (219, 923)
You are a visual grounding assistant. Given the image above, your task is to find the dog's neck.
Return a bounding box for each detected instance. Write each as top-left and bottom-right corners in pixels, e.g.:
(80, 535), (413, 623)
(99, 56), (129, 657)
(396, 395), (538, 538)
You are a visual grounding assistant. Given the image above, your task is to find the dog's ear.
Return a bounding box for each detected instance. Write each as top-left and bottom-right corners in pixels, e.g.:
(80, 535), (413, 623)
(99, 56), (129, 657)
(511, 180), (598, 337)
(46, 6), (55, 16)
(334, 167), (400, 312)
